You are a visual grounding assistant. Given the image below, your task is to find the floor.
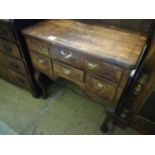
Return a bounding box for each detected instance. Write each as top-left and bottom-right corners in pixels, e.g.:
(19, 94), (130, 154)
(0, 78), (140, 135)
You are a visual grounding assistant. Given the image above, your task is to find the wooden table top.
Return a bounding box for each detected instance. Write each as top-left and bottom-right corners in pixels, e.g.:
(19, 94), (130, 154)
(23, 20), (147, 69)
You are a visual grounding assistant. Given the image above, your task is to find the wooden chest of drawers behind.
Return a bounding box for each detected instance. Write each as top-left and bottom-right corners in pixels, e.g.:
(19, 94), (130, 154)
(0, 20), (41, 97)
(22, 20), (147, 110)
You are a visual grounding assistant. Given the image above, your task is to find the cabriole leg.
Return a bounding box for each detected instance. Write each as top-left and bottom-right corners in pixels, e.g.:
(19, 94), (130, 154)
(101, 112), (114, 134)
(34, 71), (48, 99)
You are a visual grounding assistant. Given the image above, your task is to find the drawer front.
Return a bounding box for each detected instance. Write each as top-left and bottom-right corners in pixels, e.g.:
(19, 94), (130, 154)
(0, 22), (15, 41)
(0, 66), (31, 90)
(0, 38), (21, 59)
(86, 76), (117, 101)
(0, 52), (27, 75)
(26, 37), (52, 57)
(53, 45), (123, 83)
(30, 51), (53, 78)
(85, 58), (123, 83)
(53, 45), (84, 69)
(53, 61), (84, 84)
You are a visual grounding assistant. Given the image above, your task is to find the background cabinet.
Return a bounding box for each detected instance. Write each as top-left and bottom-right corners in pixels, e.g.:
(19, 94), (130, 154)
(129, 31), (155, 134)
(118, 27), (155, 134)
(0, 19), (42, 97)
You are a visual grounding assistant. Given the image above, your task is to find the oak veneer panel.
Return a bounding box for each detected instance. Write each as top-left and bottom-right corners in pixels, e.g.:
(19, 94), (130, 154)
(23, 20), (147, 69)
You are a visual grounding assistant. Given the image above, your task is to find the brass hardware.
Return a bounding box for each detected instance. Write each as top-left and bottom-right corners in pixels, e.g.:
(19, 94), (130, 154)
(133, 74), (148, 95)
(96, 83), (105, 90)
(60, 50), (72, 59)
(86, 61), (98, 70)
(63, 68), (71, 75)
(40, 45), (49, 55)
(38, 59), (45, 64)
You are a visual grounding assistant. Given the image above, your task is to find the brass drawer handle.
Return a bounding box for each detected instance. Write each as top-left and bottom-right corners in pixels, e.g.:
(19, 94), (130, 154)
(86, 61), (98, 70)
(38, 59), (45, 64)
(3, 43), (12, 52)
(40, 45), (49, 54)
(63, 68), (71, 75)
(60, 50), (72, 59)
(96, 83), (105, 90)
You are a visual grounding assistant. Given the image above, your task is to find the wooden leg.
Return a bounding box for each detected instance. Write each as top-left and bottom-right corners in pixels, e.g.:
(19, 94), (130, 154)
(101, 112), (114, 133)
(34, 71), (48, 99)
(31, 89), (40, 98)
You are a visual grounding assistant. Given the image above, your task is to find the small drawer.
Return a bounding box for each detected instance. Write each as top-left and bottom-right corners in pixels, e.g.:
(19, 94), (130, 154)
(30, 51), (53, 78)
(85, 58), (123, 83)
(0, 21), (15, 41)
(0, 52), (27, 75)
(86, 75), (117, 101)
(0, 38), (21, 59)
(26, 37), (52, 57)
(0, 66), (31, 90)
(53, 61), (84, 84)
(53, 45), (84, 69)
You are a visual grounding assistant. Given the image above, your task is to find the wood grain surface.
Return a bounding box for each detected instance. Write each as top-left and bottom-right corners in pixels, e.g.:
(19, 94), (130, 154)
(23, 20), (147, 69)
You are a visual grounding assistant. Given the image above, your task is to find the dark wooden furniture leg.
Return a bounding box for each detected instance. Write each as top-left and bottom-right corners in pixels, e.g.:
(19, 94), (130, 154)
(101, 112), (113, 133)
(34, 70), (48, 99)
(31, 87), (40, 98)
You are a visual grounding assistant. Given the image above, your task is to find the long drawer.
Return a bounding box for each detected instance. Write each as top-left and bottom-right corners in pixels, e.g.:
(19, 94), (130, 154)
(0, 66), (31, 90)
(0, 37), (21, 59)
(0, 52), (27, 75)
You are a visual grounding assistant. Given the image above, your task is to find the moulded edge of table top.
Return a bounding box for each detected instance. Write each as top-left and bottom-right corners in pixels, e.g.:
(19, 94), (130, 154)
(22, 20), (147, 70)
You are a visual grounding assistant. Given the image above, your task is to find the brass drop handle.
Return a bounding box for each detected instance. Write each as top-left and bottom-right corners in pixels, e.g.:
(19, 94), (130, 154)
(3, 43), (12, 52)
(96, 83), (105, 90)
(60, 50), (72, 59)
(40, 45), (49, 54)
(38, 59), (45, 64)
(63, 68), (71, 75)
(86, 61), (98, 70)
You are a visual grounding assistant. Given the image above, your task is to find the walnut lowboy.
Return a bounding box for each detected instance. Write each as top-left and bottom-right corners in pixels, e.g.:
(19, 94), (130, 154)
(22, 20), (147, 132)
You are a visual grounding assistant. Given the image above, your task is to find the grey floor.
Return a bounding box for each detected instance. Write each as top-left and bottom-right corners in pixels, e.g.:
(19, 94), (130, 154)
(0, 78), (140, 135)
